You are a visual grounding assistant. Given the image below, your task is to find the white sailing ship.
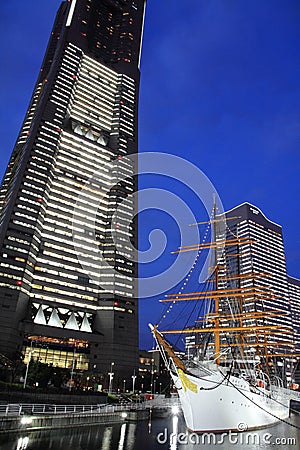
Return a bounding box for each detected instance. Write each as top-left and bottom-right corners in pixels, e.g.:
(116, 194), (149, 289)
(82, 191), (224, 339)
(149, 204), (300, 432)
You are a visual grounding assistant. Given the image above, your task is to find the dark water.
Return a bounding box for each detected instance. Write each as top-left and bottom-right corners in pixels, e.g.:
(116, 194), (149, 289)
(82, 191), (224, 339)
(0, 413), (299, 450)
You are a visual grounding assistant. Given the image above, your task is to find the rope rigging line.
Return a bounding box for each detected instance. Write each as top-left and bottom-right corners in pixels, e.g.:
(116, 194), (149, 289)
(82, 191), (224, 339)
(157, 216), (212, 328)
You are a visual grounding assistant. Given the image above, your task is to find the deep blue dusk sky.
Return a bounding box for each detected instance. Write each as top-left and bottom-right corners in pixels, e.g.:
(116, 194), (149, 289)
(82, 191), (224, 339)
(0, 1), (300, 349)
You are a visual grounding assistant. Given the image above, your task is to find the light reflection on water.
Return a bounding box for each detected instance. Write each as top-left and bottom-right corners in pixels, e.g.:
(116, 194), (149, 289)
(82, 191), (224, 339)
(0, 413), (299, 450)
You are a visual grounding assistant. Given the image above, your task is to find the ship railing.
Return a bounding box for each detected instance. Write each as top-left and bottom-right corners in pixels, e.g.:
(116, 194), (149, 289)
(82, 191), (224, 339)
(0, 403), (145, 417)
(143, 395), (181, 409)
(270, 375), (284, 388)
(255, 371), (271, 392)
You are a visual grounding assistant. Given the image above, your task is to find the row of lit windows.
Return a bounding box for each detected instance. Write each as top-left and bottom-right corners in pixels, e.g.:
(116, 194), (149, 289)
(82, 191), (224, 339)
(118, 72), (135, 86)
(119, 115), (135, 129)
(75, 106), (114, 130)
(23, 346), (89, 371)
(55, 159), (110, 185)
(42, 250), (101, 271)
(32, 277), (98, 294)
(62, 54), (80, 70)
(62, 132), (114, 160)
(50, 182), (109, 206)
(29, 153), (53, 172)
(81, 64), (117, 87)
(75, 84), (116, 113)
(47, 196), (106, 221)
(48, 193), (108, 216)
(240, 241), (285, 260)
(53, 78), (75, 98)
(57, 143), (112, 171)
(120, 126), (134, 137)
(74, 89), (114, 117)
(71, 107), (112, 131)
(32, 293), (99, 311)
(82, 52), (119, 80)
(7, 235), (31, 247)
(13, 220), (35, 229)
(79, 69), (117, 96)
(36, 257), (103, 279)
(32, 284), (97, 301)
(16, 84), (43, 145)
(31, 152), (54, 167)
(59, 63), (78, 80)
(119, 116), (134, 128)
(76, 76), (116, 104)
(246, 223), (284, 245)
(240, 256), (285, 271)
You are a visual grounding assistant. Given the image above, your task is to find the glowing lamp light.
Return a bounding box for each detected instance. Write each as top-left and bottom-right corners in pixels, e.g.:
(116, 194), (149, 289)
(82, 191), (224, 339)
(114, 302), (118, 306)
(21, 417), (33, 425)
(172, 405), (180, 415)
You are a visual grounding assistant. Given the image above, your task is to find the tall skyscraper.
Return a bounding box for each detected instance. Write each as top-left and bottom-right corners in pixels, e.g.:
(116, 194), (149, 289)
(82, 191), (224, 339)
(185, 202), (300, 380)
(224, 203), (299, 378)
(288, 276), (300, 351)
(0, 0), (145, 380)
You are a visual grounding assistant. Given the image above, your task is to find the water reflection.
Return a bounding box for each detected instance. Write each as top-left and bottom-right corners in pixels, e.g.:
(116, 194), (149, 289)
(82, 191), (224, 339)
(0, 413), (298, 450)
(101, 427), (113, 450)
(16, 437), (29, 450)
(170, 415), (178, 450)
(126, 423), (137, 450)
(118, 423), (127, 450)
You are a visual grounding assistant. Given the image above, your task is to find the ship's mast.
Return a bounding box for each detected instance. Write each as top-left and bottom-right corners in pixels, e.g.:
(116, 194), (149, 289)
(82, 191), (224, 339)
(212, 198), (221, 365)
(155, 203), (299, 376)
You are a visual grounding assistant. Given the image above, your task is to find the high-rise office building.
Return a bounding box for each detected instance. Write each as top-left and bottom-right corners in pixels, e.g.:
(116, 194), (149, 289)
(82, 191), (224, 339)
(288, 276), (300, 351)
(224, 203), (298, 377)
(185, 202), (300, 379)
(0, 0), (145, 380)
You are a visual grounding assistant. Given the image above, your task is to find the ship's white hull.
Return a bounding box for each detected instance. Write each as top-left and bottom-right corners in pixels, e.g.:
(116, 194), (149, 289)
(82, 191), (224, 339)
(171, 369), (290, 432)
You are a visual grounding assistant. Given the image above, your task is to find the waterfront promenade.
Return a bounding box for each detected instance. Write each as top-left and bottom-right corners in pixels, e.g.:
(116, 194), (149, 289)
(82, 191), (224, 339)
(0, 395), (180, 434)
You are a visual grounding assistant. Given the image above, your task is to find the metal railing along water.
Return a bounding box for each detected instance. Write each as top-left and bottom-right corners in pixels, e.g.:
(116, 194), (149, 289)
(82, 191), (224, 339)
(0, 403), (145, 417)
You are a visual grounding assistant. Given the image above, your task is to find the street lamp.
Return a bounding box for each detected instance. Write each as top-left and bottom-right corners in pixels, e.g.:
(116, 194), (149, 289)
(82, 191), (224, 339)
(159, 382), (162, 394)
(141, 375), (144, 392)
(108, 362), (114, 393)
(154, 379), (157, 394)
(150, 358), (154, 395)
(123, 379), (126, 392)
(23, 340), (34, 389)
(131, 369), (137, 394)
(69, 346), (76, 392)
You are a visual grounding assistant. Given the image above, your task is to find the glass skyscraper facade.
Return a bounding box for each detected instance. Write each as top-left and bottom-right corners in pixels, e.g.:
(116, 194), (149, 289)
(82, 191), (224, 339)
(288, 276), (300, 351)
(185, 202), (300, 381)
(224, 203), (299, 380)
(0, 0), (145, 380)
